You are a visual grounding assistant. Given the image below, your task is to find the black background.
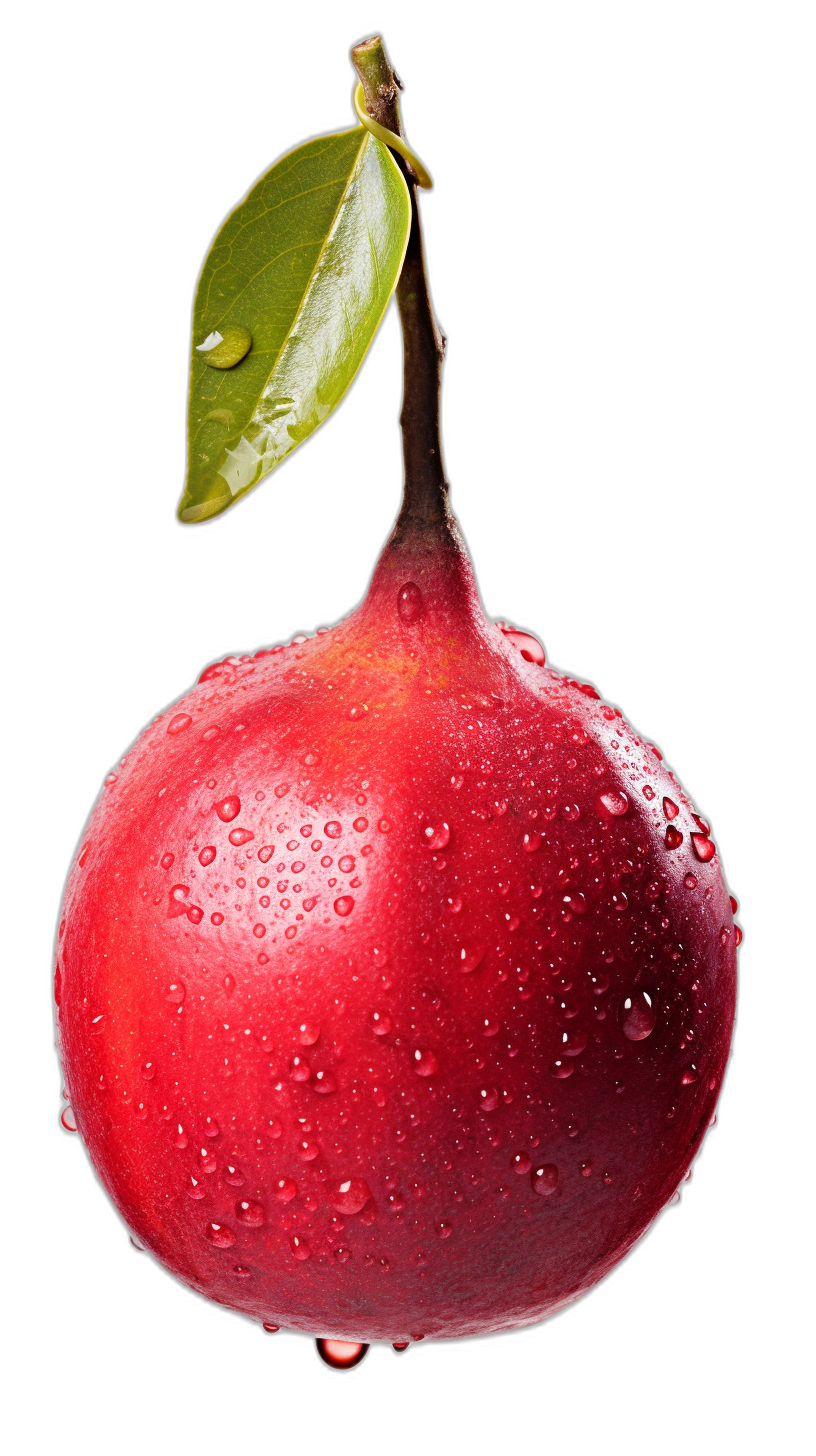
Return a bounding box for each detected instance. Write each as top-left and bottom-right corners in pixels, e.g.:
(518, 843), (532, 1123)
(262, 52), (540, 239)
(46, 14), (763, 1409)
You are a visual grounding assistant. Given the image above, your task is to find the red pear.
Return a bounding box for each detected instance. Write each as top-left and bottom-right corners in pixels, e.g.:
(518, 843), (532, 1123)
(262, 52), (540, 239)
(55, 505), (736, 1342)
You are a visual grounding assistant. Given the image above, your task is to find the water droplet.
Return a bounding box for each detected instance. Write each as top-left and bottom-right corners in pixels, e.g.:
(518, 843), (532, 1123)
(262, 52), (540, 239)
(397, 582), (424, 624)
(61, 1105), (77, 1132)
(224, 1165), (244, 1186)
(229, 827), (255, 846)
(459, 945), (486, 974)
(479, 1086), (499, 1111)
(562, 1029), (588, 1056)
(211, 912), (224, 926)
(236, 1199), (265, 1227)
(523, 831), (542, 852)
(331, 1178), (371, 1215)
(622, 990), (656, 1040)
(663, 797), (679, 820)
(413, 1048), (438, 1077)
(423, 821), (450, 851)
(334, 896), (354, 917)
(500, 626), (546, 666)
(597, 790), (629, 817)
(684, 873), (697, 889)
(263, 1323), (280, 1333)
(346, 704), (369, 721)
(511, 1151), (532, 1174)
(551, 1060), (573, 1079)
(215, 796), (241, 822)
(205, 1222), (236, 1248)
(338, 855), (355, 873)
(273, 1178), (297, 1203)
(167, 713), (193, 735)
(297, 1140), (320, 1161)
(167, 883), (190, 917)
(681, 1067), (699, 1085)
(691, 833), (716, 862)
(290, 1235), (311, 1261)
(642, 785), (656, 801)
(312, 1070), (337, 1095)
(258, 845), (274, 864)
(197, 324), (252, 369)
(353, 817), (368, 832)
(334, 1246), (352, 1263)
(324, 821), (343, 838)
(532, 1163), (558, 1196)
(165, 981), (186, 1005)
(199, 846), (217, 866)
(289, 1056), (311, 1082)
(665, 826), (683, 850)
(437, 1221), (453, 1239)
(369, 1010), (392, 1036)
(392, 1342), (409, 1352)
(316, 1338), (369, 1369)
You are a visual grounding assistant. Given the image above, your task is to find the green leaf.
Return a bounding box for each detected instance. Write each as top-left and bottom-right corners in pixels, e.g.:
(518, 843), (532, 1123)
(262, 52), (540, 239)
(179, 127), (411, 523)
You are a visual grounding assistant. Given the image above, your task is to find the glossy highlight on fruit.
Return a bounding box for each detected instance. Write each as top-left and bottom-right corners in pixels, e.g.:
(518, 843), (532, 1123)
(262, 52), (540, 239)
(55, 508), (736, 1343)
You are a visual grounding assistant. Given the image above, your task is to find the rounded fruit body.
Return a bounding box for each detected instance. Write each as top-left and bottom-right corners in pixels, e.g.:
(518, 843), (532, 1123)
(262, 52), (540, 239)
(56, 517), (736, 1342)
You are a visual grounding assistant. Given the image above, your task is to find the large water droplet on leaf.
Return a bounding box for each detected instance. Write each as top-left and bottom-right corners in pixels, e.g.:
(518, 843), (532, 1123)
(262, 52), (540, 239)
(196, 324), (253, 369)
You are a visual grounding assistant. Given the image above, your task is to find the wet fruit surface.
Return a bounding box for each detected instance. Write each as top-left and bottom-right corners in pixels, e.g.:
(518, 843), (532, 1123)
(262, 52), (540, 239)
(55, 515), (736, 1342)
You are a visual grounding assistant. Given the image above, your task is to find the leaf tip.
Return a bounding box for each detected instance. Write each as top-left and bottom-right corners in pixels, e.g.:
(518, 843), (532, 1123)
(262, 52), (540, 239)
(177, 492), (232, 524)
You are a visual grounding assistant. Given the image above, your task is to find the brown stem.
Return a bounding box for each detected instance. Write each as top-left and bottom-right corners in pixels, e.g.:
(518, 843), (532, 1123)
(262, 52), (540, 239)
(351, 36), (449, 528)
